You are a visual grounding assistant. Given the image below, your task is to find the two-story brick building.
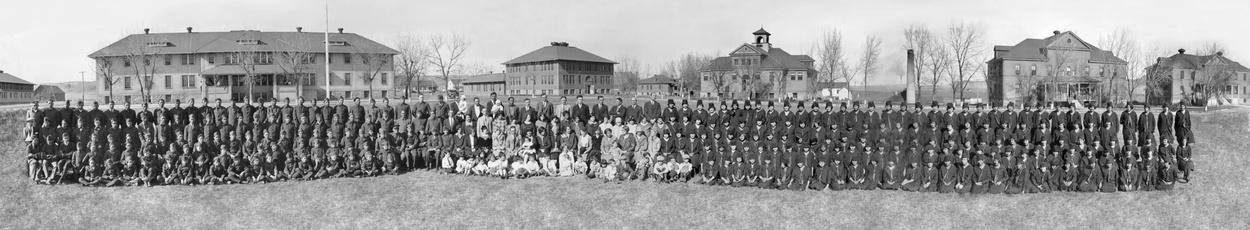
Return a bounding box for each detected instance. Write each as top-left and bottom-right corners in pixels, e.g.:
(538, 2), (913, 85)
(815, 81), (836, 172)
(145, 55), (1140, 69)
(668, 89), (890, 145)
(987, 30), (1128, 105)
(699, 28), (818, 100)
(0, 70), (35, 105)
(637, 75), (679, 96)
(88, 28), (398, 103)
(500, 42), (616, 96)
(1146, 49), (1250, 105)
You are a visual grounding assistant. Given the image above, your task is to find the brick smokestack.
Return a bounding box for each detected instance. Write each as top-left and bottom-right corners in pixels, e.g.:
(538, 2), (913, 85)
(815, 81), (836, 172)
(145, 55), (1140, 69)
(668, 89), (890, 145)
(906, 49), (917, 104)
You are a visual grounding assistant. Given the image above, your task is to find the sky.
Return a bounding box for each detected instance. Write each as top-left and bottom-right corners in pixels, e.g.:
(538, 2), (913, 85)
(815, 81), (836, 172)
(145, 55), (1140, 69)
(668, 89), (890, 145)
(1, 0), (1248, 85)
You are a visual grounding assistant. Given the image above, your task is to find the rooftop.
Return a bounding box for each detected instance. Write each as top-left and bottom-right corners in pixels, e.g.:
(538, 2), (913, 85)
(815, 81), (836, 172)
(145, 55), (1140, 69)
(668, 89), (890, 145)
(993, 31), (1127, 64)
(0, 71), (34, 85)
(502, 43), (617, 65)
(89, 29), (398, 58)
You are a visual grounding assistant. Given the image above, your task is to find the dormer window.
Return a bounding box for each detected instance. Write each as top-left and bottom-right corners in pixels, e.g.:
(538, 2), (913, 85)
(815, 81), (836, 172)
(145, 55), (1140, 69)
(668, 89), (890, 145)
(236, 39), (261, 45)
(146, 42), (170, 47)
(328, 41), (348, 46)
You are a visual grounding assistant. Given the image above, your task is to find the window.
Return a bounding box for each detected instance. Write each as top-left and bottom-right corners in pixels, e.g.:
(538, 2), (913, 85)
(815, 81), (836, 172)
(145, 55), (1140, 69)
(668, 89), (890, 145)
(124, 77), (132, 90)
(381, 91), (388, 98)
(1084, 66), (1090, 76)
(344, 91), (352, 99)
(122, 59), (131, 67)
(343, 54), (352, 64)
(165, 75), (172, 88)
(164, 55), (172, 65)
(363, 90), (371, 98)
(124, 96), (131, 102)
(182, 75), (196, 88)
(328, 41), (348, 46)
(381, 73), (388, 85)
(1014, 65), (1021, 75)
(344, 73), (352, 85)
(181, 54), (194, 65)
(1065, 67), (1072, 76)
(207, 56), (215, 64)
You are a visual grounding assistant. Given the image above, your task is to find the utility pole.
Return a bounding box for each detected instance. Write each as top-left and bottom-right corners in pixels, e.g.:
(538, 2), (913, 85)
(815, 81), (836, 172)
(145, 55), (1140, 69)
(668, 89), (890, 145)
(79, 71), (85, 101)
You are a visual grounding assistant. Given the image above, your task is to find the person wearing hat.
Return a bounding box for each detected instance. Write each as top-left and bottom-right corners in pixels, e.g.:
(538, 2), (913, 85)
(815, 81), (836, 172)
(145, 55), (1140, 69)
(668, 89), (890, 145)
(1174, 103), (1194, 145)
(1156, 104), (1175, 145)
(1137, 104), (1157, 146)
(1120, 104), (1138, 147)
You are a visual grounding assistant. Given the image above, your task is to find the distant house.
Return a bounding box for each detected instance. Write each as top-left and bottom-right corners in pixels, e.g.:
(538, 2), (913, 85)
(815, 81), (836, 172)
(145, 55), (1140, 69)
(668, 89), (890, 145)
(0, 70), (36, 105)
(638, 75), (679, 96)
(34, 85), (66, 102)
(816, 81), (851, 101)
(462, 73), (506, 97)
(1146, 49), (1250, 105)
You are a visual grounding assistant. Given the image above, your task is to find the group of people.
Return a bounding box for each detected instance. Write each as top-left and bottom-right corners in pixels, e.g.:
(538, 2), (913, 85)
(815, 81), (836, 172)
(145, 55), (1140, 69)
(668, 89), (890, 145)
(23, 93), (1196, 194)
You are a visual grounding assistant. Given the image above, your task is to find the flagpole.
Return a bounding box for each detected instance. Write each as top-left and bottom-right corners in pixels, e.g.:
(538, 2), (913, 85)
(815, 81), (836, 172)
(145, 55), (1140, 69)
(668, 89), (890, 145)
(324, 1), (331, 100)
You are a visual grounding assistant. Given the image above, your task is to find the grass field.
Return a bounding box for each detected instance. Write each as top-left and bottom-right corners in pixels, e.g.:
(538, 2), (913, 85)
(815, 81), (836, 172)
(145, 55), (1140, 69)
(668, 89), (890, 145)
(2, 108), (1249, 229)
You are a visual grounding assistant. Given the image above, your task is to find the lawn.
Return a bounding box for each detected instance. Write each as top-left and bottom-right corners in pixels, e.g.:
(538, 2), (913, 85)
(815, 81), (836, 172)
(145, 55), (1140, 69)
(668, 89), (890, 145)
(1, 107), (1248, 229)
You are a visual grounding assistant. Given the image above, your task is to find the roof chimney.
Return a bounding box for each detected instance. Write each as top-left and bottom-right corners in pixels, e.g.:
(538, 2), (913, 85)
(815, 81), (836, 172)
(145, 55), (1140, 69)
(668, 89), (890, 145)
(1217, 51), (1224, 56)
(297, 27), (303, 32)
(1053, 30), (1060, 35)
(1178, 48), (1186, 54)
(337, 28), (344, 33)
(550, 42), (559, 46)
(186, 27), (193, 33)
(144, 28), (150, 34)
(0, 70), (4, 73)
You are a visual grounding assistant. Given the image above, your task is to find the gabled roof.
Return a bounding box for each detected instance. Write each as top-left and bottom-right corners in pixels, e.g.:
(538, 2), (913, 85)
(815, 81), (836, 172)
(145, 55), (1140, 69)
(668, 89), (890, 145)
(0, 71), (34, 85)
(502, 45), (616, 65)
(1155, 53), (1250, 71)
(993, 31), (1126, 64)
(89, 30), (398, 58)
(35, 85), (65, 94)
(639, 75), (678, 85)
(463, 73), (506, 84)
(702, 47), (814, 71)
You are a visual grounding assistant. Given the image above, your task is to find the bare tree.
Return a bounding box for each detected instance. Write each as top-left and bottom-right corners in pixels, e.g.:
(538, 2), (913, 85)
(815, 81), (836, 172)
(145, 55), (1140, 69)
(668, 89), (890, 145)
(1199, 41), (1225, 56)
(394, 34), (432, 97)
(924, 37), (951, 100)
(814, 29), (848, 85)
(1097, 28), (1145, 103)
(615, 55), (645, 93)
(229, 34), (265, 102)
(426, 33), (471, 94)
(121, 34), (168, 102)
(1141, 46), (1174, 104)
(94, 59), (121, 101)
(274, 34), (314, 99)
(355, 42), (393, 99)
(903, 25), (934, 93)
(945, 22), (986, 99)
(857, 36), (882, 92)
(1040, 47), (1076, 103)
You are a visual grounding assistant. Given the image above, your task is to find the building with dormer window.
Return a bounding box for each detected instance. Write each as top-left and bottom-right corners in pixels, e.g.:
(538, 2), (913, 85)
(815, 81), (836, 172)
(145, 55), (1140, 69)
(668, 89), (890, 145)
(88, 28), (397, 103)
(699, 28), (818, 100)
(987, 30), (1128, 105)
(1146, 49), (1250, 105)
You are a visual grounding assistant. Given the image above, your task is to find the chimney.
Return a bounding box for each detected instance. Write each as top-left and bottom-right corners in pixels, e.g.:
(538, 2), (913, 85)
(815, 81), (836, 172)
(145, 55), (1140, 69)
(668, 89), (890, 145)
(0, 70), (4, 73)
(906, 49), (917, 104)
(337, 28), (344, 33)
(1179, 48), (1186, 54)
(1052, 30), (1060, 35)
(1217, 51), (1224, 56)
(186, 27), (193, 33)
(297, 27), (303, 32)
(550, 42), (559, 46)
(144, 28), (150, 34)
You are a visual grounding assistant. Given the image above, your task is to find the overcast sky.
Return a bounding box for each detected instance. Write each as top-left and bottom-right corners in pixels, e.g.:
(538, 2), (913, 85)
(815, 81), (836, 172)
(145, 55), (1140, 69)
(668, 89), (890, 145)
(1, 0), (1247, 85)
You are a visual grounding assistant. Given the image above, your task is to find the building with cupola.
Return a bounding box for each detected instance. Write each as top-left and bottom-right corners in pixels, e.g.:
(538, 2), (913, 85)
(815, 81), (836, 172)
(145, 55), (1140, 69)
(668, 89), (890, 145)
(698, 28), (818, 100)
